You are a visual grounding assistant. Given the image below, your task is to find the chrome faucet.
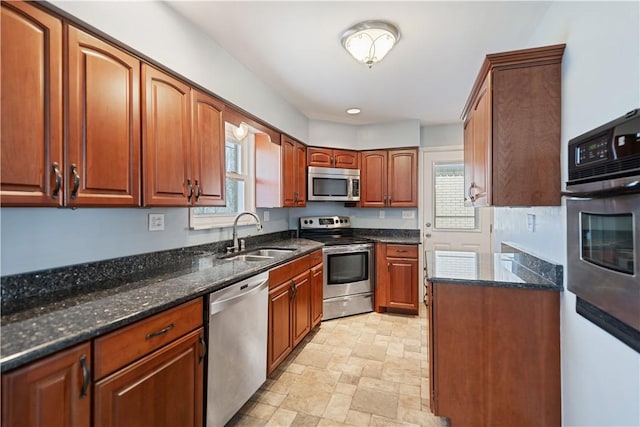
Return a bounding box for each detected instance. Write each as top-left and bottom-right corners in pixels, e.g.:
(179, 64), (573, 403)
(228, 211), (263, 253)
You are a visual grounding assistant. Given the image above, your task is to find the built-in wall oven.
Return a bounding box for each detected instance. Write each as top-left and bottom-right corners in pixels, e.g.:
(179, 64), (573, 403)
(299, 216), (374, 320)
(565, 108), (639, 351)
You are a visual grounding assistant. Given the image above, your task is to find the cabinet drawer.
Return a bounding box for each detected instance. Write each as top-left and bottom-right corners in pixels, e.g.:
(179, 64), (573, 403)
(94, 298), (203, 380)
(270, 255), (309, 289)
(386, 244), (418, 258)
(309, 249), (322, 267)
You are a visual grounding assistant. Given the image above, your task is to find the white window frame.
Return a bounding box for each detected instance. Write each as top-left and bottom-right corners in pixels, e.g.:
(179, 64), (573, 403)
(189, 126), (256, 230)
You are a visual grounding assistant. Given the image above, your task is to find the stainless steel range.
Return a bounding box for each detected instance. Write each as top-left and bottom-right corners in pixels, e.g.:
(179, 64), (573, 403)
(299, 216), (374, 320)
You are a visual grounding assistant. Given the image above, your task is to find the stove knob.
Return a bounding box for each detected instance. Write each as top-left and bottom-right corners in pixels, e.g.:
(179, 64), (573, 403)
(309, 220), (313, 224)
(303, 220), (308, 225)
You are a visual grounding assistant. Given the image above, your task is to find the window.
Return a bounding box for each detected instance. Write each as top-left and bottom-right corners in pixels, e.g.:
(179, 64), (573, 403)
(433, 163), (477, 229)
(189, 122), (255, 229)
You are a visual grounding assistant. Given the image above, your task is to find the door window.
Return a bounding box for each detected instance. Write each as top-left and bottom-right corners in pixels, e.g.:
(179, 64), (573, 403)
(434, 164), (476, 229)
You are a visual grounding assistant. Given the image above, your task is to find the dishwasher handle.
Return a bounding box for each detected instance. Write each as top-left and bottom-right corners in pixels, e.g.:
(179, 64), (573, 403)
(210, 274), (269, 315)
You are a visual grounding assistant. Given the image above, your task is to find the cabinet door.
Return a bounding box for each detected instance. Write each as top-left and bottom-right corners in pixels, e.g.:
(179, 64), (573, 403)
(292, 270), (311, 347)
(310, 263), (323, 328)
(470, 74), (491, 207)
(463, 117), (474, 206)
(142, 65), (192, 206)
(307, 147), (333, 168)
(1, 1), (62, 206)
(333, 149), (359, 169)
(360, 150), (387, 207)
(281, 136), (297, 207)
(94, 328), (204, 427)
(294, 141), (307, 206)
(388, 149), (417, 207)
(268, 281), (293, 375)
(2, 342), (91, 427)
(387, 257), (418, 312)
(67, 26), (140, 207)
(191, 90), (225, 206)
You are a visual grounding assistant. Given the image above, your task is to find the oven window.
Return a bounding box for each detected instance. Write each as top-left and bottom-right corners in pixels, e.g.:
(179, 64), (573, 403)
(581, 212), (634, 275)
(313, 178), (348, 197)
(327, 252), (368, 284)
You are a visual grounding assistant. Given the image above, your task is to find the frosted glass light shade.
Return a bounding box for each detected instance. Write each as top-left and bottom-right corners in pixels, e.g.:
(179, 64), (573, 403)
(341, 21), (400, 68)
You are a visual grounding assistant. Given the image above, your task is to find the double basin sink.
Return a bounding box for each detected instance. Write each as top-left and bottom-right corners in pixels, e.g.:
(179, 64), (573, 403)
(223, 248), (295, 262)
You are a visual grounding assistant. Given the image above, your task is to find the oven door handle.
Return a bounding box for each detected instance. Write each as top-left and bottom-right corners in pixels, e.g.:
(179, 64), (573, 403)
(322, 243), (373, 255)
(562, 181), (640, 199)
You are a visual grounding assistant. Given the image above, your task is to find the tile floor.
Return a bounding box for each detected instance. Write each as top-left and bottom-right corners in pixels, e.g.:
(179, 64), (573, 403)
(227, 305), (449, 426)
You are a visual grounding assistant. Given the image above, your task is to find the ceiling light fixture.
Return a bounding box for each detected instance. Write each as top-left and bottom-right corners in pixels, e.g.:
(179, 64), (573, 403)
(232, 122), (249, 140)
(346, 108), (361, 115)
(341, 20), (400, 68)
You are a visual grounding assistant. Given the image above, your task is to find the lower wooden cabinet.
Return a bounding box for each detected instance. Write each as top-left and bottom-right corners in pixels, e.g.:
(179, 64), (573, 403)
(2, 342), (92, 427)
(428, 282), (561, 427)
(94, 328), (204, 427)
(267, 250), (323, 375)
(375, 243), (419, 314)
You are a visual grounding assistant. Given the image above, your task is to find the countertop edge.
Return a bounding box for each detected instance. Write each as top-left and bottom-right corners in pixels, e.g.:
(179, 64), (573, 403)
(427, 276), (564, 292)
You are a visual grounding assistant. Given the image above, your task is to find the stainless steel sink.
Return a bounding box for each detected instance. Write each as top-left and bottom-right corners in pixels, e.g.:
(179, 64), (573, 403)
(226, 254), (273, 262)
(246, 248), (295, 257)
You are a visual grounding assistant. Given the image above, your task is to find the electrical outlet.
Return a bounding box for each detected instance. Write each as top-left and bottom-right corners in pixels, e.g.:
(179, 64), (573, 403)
(379, 210), (385, 219)
(148, 213), (165, 231)
(263, 210), (270, 222)
(527, 214), (536, 232)
(402, 210), (415, 219)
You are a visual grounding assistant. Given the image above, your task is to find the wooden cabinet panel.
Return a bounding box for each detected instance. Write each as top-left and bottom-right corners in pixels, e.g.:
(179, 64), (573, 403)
(295, 141), (307, 206)
(292, 270), (311, 346)
(430, 282), (561, 427)
(2, 342), (91, 427)
(191, 90), (225, 206)
(387, 149), (417, 207)
(387, 258), (418, 311)
(268, 281), (293, 375)
(375, 243), (389, 311)
(462, 44), (564, 207)
(94, 328), (204, 427)
(67, 26), (140, 207)
(281, 135), (306, 207)
(360, 150), (387, 207)
(142, 64), (192, 206)
(1, 1), (63, 206)
(307, 147), (358, 169)
(94, 298), (203, 380)
(310, 263), (323, 328)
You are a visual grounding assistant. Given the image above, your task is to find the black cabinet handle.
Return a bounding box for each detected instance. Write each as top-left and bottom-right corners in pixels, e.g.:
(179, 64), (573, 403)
(199, 335), (206, 364)
(70, 164), (80, 199)
(187, 179), (194, 202)
(145, 323), (175, 340)
(52, 162), (62, 199)
(195, 180), (201, 202)
(79, 354), (90, 398)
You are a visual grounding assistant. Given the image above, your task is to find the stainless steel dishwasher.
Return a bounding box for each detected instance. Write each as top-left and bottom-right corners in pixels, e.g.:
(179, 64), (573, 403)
(207, 272), (269, 427)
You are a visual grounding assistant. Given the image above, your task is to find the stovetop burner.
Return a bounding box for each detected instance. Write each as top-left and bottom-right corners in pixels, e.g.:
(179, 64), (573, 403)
(299, 216), (372, 246)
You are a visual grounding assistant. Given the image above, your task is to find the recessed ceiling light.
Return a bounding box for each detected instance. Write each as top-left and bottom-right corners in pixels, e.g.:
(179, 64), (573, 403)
(346, 108), (361, 115)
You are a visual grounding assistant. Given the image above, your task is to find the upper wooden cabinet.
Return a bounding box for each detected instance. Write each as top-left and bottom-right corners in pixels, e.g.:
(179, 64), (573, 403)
(462, 44), (565, 207)
(361, 148), (418, 207)
(142, 66), (225, 207)
(67, 26), (141, 207)
(2, 342), (92, 427)
(281, 135), (306, 207)
(1, 1), (63, 206)
(307, 147), (359, 169)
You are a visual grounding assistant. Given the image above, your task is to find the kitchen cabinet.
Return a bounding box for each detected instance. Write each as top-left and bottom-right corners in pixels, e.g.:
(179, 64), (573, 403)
(361, 149), (417, 207)
(428, 281), (560, 426)
(142, 65), (226, 207)
(310, 250), (324, 329)
(282, 135), (307, 207)
(94, 298), (204, 427)
(307, 147), (359, 169)
(267, 252), (322, 375)
(2, 342), (91, 427)
(1, 1), (62, 206)
(375, 243), (419, 314)
(67, 25), (141, 207)
(462, 44), (565, 207)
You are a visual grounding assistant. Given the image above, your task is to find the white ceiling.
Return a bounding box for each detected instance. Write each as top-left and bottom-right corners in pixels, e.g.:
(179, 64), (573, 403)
(166, 1), (553, 126)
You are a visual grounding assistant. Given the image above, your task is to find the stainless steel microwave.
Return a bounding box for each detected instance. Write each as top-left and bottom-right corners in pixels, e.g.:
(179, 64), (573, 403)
(307, 166), (360, 202)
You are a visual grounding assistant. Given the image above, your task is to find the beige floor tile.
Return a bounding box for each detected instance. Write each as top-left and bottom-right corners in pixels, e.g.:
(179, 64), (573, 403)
(358, 376), (400, 394)
(294, 347), (334, 369)
(339, 373), (360, 385)
(398, 383), (421, 397)
(322, 393), (352, 422)
(369, 414), (418, 426)
(398, 394), (422, 411)
(227, 413), (268, 427)
(350, 387), (399, 420)
(266, 408), (298, 427)
(291, 413), (321, 426)
(344, 409), (372, 426)
(317, 418), (349, 426)
(335, 382), (357, 396)
(247, 402), (277, 420)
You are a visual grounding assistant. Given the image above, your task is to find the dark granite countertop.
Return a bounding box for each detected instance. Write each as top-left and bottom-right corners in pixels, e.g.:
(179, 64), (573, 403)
(425, 244), (563, 291)
(0, 237), (323, 372)
(355, 228), (421, 245)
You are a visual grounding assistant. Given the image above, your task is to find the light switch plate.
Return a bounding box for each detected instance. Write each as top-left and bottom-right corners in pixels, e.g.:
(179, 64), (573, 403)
(402, 210), (415, 219)
(379, 210), (385, 219)
(149, 213), (165, 231)
(527, 214), (536, 232)
(263, 210), (270, 222)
